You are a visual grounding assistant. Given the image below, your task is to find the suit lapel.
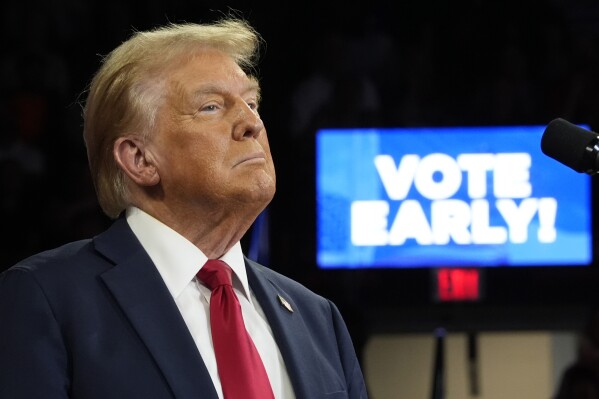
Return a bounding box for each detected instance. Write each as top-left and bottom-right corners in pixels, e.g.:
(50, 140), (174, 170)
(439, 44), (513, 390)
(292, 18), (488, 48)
(94, 218), (218, 399)
(245, 258), (325, 399)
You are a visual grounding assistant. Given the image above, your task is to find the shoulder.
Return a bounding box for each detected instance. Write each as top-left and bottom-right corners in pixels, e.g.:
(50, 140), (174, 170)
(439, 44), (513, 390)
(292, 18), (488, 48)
(5, 239), (93, 274)
(246, 257), (322, 297)
(2, 217), (134, 282)
(0, 239), (101, 293)
(245, 257), (341, 317)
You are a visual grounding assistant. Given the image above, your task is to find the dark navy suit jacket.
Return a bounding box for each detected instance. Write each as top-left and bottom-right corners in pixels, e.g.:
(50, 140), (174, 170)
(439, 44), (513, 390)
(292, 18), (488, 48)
(0, 217), (367, 398)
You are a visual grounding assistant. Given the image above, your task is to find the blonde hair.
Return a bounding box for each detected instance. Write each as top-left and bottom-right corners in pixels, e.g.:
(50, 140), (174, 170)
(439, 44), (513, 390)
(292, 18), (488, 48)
(83, 18), (262, 219)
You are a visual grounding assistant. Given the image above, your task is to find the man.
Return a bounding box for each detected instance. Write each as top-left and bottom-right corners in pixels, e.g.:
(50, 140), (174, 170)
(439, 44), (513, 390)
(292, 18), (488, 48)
(0, 18), (368, 398)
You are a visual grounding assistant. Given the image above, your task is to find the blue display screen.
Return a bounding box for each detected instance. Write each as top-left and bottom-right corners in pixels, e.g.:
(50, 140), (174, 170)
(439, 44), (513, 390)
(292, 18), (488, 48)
(316, 126), (593, 268)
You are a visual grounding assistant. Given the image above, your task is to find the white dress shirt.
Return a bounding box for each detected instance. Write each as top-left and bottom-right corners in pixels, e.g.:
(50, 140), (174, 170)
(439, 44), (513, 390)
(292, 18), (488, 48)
(126, 206), (295, 398)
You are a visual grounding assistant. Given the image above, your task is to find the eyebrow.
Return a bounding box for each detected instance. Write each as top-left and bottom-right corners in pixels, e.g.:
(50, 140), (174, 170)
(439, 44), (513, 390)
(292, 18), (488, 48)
(190, 79), (261, 101)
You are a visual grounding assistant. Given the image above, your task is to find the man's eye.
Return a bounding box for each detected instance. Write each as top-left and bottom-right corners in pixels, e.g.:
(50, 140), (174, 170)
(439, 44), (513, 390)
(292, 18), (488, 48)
(201, 104), (219, 112)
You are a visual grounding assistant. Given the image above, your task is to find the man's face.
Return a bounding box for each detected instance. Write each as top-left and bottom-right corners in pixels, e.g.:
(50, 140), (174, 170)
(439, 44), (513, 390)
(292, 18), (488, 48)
(147, 48), (276, 214)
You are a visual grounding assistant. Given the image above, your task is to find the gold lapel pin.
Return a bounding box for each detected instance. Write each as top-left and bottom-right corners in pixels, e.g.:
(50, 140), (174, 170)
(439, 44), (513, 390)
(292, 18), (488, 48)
(277, 294), (293, 313)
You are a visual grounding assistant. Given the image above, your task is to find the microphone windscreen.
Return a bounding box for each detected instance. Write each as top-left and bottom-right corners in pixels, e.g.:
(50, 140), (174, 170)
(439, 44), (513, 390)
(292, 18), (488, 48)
(541, 118), (598, 173)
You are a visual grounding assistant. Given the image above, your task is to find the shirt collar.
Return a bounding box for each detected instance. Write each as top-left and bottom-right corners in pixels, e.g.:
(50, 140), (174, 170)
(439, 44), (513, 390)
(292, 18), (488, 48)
(125, 206), (252, 302)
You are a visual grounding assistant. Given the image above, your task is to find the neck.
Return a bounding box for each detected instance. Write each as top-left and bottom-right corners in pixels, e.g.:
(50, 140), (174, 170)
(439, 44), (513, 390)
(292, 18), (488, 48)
(135, 201), (266, 259)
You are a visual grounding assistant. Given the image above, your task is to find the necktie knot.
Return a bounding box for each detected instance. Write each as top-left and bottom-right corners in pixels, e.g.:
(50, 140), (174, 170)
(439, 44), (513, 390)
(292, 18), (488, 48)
(198, 259), (233, 291)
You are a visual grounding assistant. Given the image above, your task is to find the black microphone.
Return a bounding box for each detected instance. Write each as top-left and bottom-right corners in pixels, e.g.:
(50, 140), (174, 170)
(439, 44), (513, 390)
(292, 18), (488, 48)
(541, 118), (599, 175)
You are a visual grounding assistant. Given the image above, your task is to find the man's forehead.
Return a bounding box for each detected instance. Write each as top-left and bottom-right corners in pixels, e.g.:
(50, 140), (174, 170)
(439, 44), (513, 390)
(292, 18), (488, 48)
(163, 50), (258, 92)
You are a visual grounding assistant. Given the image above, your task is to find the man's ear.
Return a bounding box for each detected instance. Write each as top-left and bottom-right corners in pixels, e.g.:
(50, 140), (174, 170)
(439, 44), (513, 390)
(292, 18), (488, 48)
(113, 136), (160, 186)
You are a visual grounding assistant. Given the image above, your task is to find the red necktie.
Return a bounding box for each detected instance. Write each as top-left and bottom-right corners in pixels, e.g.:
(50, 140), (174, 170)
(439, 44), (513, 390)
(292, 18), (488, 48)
(198, 259), (275, 399)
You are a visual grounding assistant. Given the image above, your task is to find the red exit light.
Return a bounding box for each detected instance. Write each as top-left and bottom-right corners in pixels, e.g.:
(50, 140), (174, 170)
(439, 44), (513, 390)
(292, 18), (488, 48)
(435, 268), (481, 302)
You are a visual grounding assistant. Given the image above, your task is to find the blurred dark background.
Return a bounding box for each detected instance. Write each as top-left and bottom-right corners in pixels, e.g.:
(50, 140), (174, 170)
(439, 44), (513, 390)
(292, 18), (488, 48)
(3, 0), (599, 362)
